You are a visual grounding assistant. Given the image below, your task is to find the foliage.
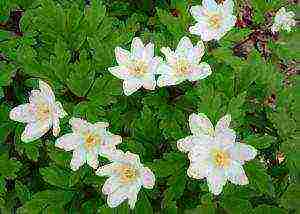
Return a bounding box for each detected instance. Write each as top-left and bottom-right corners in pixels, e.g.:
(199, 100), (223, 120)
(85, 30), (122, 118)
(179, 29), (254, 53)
(0, 0), (299, 213)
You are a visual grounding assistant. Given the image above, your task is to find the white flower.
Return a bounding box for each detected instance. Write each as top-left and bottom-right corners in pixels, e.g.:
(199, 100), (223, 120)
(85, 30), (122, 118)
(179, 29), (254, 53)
(271, 7), (296, 33)
(9, 80), (67, 142)
(177, 113), (257, 195)
(108, 37), (161, 96)
(97, 151), (155, 209)
(156, 36), (212, 87)
(55, 118), (122, 171)
(189, 0), (236, 41)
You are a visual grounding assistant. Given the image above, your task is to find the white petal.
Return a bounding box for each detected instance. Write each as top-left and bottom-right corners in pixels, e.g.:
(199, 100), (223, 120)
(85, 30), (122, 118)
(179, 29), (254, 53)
(124, 151), (141, 167)
(161, 47), (177, 65)
(94, 121), (109, 129)
(115, 47), (131, 65)
(148, 57), (161, 74)
(141, 167), (155, 189)
(39, 80), (55, 104)
(142, 75), (156, 90)
(175, 36), (193, 58)
(187, 161), (210, 179)
(107, 186), (128, 208)
(207, 167), (227, 195)
(108, 66), (131, 80)
(190, 5), (206, 21)
(177, 135), (210, 153)
(215, 114), (231, 131)
(102, 176), (122, 195)
(55, 101), (67, 119)
(69, 117), (90, 135)
(216, 128), (236, 146)
(203, 0), (219, 11)
(70, 148), (86, 171)
(55, 133), (82, 151)
(131, 37), (144, 59)
(188, 40), (205, 64)
(52, 117), (60, 137)
(157, 74), (182, 87)
(187, 62), (212, 81)
(144, 42), (154, 60)
(9, 104), (36, 123)
(228, 143), (257, 164)
(223, 0), (234, 14)
(227, 161), (249, 185)
(189, 113), (214, 136)
(96, 162), (119, 177)
(86, 150), (99, 169)
(21, 120), (51, 142)
(128, 183), (141, 209)
(189, 23), (218, 42)
(155, 63), (173, 75)
(123, 79), (143, 96)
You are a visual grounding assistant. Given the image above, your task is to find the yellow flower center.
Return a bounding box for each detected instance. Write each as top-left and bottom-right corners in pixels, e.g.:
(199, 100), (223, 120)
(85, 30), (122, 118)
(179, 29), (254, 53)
(131, 60), (148, 76)
(176, 59), (190, 75)
(209, 14), (222, 29)
(36, 104), (50, 120)
(213, 150), (230, 168)
(84, 134), (100, 151)
(119, 165), (138, 183)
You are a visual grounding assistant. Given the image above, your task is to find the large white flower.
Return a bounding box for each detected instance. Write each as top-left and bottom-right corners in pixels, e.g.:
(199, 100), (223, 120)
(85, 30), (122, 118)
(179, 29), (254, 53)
(97, 151), (155, 209)
(271, 7), (296, 33)
(9, 80), (67, 142)
(177, 113), (257, 195)
(55, 118), (122, 171)
(156, 36), (212, 87)
(189, 0), (236, 41)
(108, 37), (161, 96)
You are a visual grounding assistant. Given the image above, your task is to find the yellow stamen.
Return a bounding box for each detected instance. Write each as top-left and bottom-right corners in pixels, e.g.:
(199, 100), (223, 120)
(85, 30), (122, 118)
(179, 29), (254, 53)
(176, 59), (190, 75)
(131, 60), (148, 76)
(36, 104), (50, 120)
(119, 165), (137, 183)
(84, 134), (100, 151)
(209, 14), (222, 29)
(213, 150), (230, 168)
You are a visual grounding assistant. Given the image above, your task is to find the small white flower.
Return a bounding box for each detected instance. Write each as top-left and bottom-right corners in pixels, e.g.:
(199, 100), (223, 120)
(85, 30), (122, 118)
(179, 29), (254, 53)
(156, 36), (212, 87)
(271, 7), (296, 33)
(55, 118), (122, 171)
(108, 37), (161, 96)
(9, 80), (67, 142)
(177, 113), (257, 195)
(97, 151), (155, 209)
(189, 0), (236, 41)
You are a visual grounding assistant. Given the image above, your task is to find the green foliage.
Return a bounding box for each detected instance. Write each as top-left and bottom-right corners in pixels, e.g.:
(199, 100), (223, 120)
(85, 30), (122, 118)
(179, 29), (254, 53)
(0, 0), (299, 213)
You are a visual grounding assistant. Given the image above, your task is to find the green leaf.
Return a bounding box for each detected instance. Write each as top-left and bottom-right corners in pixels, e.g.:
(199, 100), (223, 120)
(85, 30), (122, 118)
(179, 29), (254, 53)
(40, 165), (73, 188)
(251, 205), (287, 214)
(15, 181), (31, 204)
(280, 183), (300, 212)
(220, 197), (252, 214)
(246, 134), (276, 149)
(84, 0), (106, 35)
(0, 153), (22, 179)
(134, 192), (153, 214)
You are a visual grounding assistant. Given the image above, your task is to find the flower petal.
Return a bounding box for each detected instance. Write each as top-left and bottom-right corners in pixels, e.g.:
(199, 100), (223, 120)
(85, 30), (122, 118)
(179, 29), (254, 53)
(69, 117), (90, 135)
(215, 114), (231, 131)
(52, 117), (60, 137)
(228, 143), (257, 164)
(144, 42), (154, 60)
(207, 167), (227, 195)
(188, 40), (205, 64)
(157, 74), (183, 87)
(216, 128), (236, 146)
(70, 148), (86, 171)
(55, 101), (67, 119)
(190, 5), (206, 22)
(141, 167), (155, 189)
(123, 78), (143, 96)
(86, 149), (99, 169)
(175, 36), (193, 58)
(189, 23), (218, 42)
(187, 161), (210, 179)
(177, 135), (210, 153)
(124, 151), (141, 167)
(131, 37), (144, 59)
(102, 176), (122, 195)
(115, 47), (131, 65)
(55, 133), (82, 151)
(142, 75), (156, 90)
(107, 186), (128, 208)
(128, 183), (141, 209)
(108, 66), (131, 80)
(227, 161), (249, 185)
(156, 63), (173, 75)
(188, 62), (212, 81)
(21, 120), (51, 142)
(203, 0), (219, 11)
(189, 113), (214, 136)
(39, 80), (55, 104)
(223, 0), (234, 14)
(96, 162), (119, 177)
(9, 104), (36, 123)
(161, 47), (177, 65)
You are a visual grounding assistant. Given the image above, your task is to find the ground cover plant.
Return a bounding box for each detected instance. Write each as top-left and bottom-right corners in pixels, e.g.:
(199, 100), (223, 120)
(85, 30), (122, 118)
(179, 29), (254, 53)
(0, 0), (299, 213)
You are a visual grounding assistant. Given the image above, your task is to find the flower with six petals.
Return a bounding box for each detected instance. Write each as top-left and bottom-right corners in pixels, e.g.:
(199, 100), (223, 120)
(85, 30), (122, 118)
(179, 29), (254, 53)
(108, 37), (161, 96)
(177, 113), (257, 195)
(55, 118), (122, 171)
(156, 36), (212, 87)
(189, 0), (236, 41)
(9, 80), (67, 142)
(96, 151), (155, 209)
(271, 7), (296, 33)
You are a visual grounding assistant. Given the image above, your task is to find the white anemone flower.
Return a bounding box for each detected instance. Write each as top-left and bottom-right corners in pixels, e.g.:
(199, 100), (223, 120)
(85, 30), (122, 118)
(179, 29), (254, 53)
(177, 113), (257, 195)
(271, 7), (296, 33)
(156, 36), (212, 87)
(108, 37), (161, 96)
(55, 118), (122, 171)
(9, 80), (67, 142)
(97, 151), (155, 209)
(189, 0), (237, 41)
